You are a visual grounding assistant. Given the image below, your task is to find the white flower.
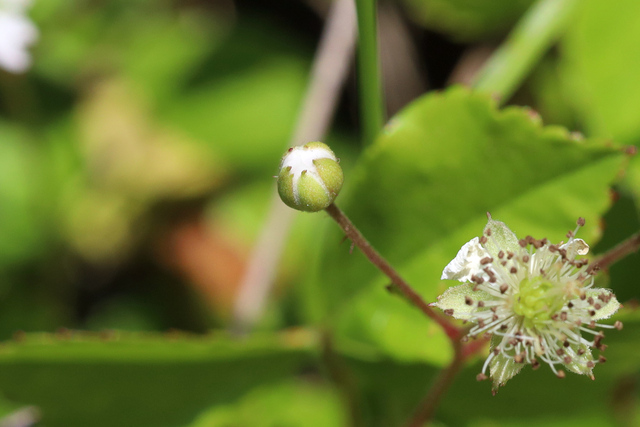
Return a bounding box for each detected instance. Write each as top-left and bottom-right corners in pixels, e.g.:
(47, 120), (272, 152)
(0, 0), (38, 73)
(436, 215), (622, 392)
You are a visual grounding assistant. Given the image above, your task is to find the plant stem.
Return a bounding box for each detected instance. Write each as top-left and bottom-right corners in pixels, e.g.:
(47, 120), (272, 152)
(406, 338), (466, 427)
(324, 203), (460, 340)
(355, 0), (385, 145)
(589, 231), (640, 274)
(472, 0), (577, 104)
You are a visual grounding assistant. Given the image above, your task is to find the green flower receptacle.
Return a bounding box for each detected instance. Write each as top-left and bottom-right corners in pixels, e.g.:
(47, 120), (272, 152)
(277, 142), (344, 212)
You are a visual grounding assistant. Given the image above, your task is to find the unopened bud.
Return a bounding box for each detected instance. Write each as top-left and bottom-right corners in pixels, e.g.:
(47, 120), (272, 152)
(277, 142), (343, 212)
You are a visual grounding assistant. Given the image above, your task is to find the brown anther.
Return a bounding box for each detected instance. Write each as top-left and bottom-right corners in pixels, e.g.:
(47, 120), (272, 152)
(556, 370), (566, 379)
(492, 314), (499, 321)
(593, 333), (604, 347)
(560, 312), (568, 321)
(594, 303), (602, 310)
(480, 257), (493, 265)
(500, 261), (507, 267)
(566, 230), (574, 238)
(498, 251), (505, 259)
(548, 245), (558, 253)
(580, 293), (587, 301)
(507, 252), (514, 260)
(444, 309), (454, 316)
(598, 355), (607, 364)
(522, 255), (530, 263)
(479, 236), (488, 244)
(531, 359), (540, 370)
(577, 217), (585, 227)
(589, 310), (596, 317)
(551, 314), (559, 320)
(489, 276), (497, 283)
(614, 321), (623, 330)
(477, 301), (485, 308)
(500, 284), (508, 294)
(540, 268), (545, 275)
(563, 356), (572, 364)
(510, 267), (518, 274)
(563, 341), (570, 348)
(589, 320), (596, 329)
(465, 296), (473, 306)
(577, 348), (586, 355)
(518, 239), (527, 248)
(476, 373), (488, 381)
(514, 354), (524, 363)
(500, 324), (508, 331)
(598, 344), (608, 352)
(490, 306), (497, 313)
(478, 319), (485, 328)
(586, 361), (595, 368)
(567, 302), (574, 308)
(556, 348), (565, 356)
(587, 297), (594, 305)
(485, 229), (492, 237)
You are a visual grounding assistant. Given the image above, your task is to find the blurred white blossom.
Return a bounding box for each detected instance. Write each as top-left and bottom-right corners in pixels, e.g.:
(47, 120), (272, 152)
(0, 0), (37, 73)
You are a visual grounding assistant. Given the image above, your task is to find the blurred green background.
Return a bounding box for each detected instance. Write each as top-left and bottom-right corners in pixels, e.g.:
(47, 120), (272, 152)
(0, 0), (639, 426)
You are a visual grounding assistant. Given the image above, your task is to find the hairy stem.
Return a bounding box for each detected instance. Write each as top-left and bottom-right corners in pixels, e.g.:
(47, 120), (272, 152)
(355, 0), (385, 145)
(324, 203), (460, 340)
(473, 0), (577, 103)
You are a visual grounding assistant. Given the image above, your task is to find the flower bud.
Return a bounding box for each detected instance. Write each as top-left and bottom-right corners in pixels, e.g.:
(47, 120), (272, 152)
(277, 142), (343, 212)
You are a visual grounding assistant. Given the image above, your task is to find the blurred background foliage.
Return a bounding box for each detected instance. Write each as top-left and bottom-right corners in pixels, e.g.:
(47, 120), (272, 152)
(0, 0), (639, 426)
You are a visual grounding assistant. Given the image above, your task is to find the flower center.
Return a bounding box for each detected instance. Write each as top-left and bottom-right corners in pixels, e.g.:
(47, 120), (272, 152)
(512, 277), (565, 328)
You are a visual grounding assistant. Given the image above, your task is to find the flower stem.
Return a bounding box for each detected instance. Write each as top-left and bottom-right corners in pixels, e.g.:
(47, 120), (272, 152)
(324, 203), (460, 340)
(589, 231), (640, 273)
(355, 0), (385, 145)
(472, 0), (577, 104)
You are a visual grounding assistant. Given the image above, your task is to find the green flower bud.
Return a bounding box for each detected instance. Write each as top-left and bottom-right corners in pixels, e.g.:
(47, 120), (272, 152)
(277, 142), (344, 212)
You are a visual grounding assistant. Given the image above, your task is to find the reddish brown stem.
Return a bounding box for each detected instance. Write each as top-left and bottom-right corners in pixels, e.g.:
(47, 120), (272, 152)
(324, 203), (461, 340)
(589, 231), (640, 274)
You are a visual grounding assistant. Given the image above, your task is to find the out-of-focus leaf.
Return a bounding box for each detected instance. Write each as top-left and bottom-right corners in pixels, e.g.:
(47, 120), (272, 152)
(306, 86), (627, 366)
(562, 0), (640, 145)
(162, 58), (307, 173)
(188, 379), (347, 427)
(0, 330), (317, 427)
(0, 124), (47, 267)
(401, 0), (535, 41)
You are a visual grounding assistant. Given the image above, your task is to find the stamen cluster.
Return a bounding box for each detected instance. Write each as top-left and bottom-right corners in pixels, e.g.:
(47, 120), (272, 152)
(436, 216), (621, 391)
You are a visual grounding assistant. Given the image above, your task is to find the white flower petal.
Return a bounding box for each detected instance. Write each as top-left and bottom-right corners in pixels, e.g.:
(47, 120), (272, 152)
(483, 217), (520, 256)
(441, 237), (489, 282)
(489, 349), (524, 391)
(434, 283), (493, 320)
(586, 288), (620, 320)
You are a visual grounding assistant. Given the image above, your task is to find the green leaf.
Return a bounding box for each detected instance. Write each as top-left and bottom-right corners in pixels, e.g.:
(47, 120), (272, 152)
(0, 330), (316, 427)
(307, 86), (627, 366)
(401, 0), (535, 41)
(561, 0), (640, 145)
(188, 380), (347, 427)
